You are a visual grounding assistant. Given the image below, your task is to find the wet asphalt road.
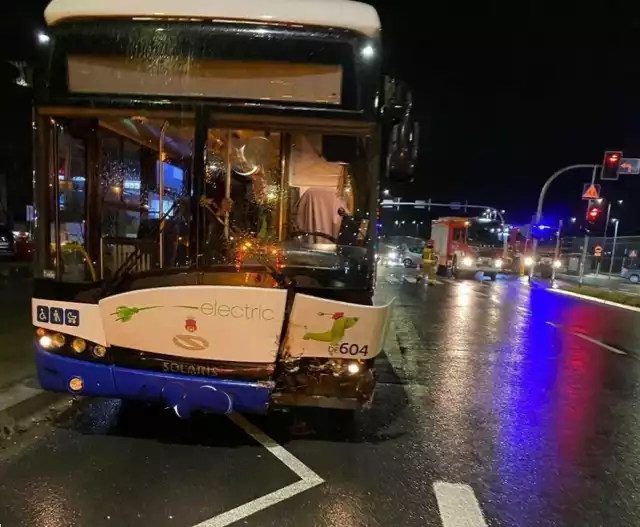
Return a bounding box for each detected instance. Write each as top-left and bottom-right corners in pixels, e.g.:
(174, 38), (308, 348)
(2, 268), (640, 526)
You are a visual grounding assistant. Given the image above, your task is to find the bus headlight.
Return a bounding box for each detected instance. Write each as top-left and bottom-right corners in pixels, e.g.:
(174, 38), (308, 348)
(39, 334), (53, 349)
(347, 362), (361, 375)
(524, 257), (534, 266)
(494, 259), (503, 268)
(553, 259), (562, 268)
(462, 257), (473, 267)
(93, 345), (107, 358)
(71, 338), (86, 354)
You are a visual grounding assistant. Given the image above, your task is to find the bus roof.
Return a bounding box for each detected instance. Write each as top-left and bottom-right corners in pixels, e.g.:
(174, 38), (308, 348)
(44, 0), (381, 38)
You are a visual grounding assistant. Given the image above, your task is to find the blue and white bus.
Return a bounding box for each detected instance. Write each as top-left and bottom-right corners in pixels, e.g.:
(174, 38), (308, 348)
(31, 0), (417, 417)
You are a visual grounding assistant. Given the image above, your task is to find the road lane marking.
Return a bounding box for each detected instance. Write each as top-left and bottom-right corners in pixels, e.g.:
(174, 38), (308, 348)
(573, 332), (627, 355)
(433, 482), (488, 527)
(545, 321), (627, 355)
(194, 413), (324, 527)
(228, 413), (323, 483)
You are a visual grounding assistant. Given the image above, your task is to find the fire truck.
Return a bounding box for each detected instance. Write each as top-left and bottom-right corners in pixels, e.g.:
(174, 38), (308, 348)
(430, 217), (507, 280)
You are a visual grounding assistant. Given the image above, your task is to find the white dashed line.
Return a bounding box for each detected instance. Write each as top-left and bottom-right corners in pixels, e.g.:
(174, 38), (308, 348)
(573, 332), (627, 355)
(433, 482), (488, 527)
(546, 321), (627, 355)
(194, 413), (324, 527)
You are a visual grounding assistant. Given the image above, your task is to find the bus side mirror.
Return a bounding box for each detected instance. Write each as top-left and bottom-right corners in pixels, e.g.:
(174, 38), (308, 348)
(384, 78), (419, 182)
(387, 118), (419, 182)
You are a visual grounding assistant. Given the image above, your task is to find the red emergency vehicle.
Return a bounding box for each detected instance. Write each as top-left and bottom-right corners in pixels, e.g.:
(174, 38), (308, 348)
(430, 217), (507, 280)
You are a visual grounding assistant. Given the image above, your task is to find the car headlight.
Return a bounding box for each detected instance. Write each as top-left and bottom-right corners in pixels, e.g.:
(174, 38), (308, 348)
(462, 257), (473, 267)
(494, 259), (503, 268)
(553, 259), (562, 268)
(388, 252), (398, 260)
(524, 257), (534, 266)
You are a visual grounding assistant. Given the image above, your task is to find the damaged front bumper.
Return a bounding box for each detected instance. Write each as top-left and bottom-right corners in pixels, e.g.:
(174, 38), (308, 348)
(36, 346), (376, 415)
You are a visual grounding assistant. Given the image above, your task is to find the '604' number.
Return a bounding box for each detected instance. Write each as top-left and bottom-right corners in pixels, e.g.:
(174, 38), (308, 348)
(329, 343), (369, 356)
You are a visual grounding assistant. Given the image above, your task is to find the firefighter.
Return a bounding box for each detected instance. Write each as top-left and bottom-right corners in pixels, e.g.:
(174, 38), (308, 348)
(418, 240), (438, 284)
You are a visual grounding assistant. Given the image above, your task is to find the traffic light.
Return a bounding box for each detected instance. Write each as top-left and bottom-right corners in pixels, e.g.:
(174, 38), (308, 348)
(601, 150), (622, 181)
(586, 205), (601, 224)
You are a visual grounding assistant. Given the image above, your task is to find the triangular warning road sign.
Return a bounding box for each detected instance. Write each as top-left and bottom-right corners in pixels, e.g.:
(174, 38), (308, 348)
(582, 184), (600, 199)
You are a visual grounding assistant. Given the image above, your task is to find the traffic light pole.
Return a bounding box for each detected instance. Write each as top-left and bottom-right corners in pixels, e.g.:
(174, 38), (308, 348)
(529, 164), (597, 280)
(608, 220), (620, 276)
(551, 219), (563, 282)
(595, 201), (612, 275)
(579, 234), (589, 287)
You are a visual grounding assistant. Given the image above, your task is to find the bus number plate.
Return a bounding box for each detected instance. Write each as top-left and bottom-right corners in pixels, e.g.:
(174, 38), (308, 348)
(328, 343), (369, 356)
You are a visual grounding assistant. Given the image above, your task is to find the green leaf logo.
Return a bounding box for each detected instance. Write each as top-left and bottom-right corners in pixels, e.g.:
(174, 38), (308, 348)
(111, 305), (161, 323)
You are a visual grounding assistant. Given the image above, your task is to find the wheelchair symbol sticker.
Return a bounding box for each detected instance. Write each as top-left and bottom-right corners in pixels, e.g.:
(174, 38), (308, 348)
(65, 309), (80, 327)
(36, 305), (49, 323)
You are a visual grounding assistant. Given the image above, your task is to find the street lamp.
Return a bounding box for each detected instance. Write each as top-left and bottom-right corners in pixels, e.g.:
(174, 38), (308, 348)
(383, 189), (390, 196)
(570, 217), (576, 223)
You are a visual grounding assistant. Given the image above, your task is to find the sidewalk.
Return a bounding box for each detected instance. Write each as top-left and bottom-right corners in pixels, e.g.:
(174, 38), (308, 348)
(0, 274), (35, 389)
(0, 273), (75, 438)
(555, 272), (640, 296)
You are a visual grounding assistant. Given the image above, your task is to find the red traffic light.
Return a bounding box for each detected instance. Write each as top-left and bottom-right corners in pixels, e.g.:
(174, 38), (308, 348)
(586, 206), (601, 223)
(602, 150), (623, 180)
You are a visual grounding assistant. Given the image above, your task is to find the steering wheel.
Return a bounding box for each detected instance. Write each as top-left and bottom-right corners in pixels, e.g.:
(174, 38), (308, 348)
(289, 231), (338, 244)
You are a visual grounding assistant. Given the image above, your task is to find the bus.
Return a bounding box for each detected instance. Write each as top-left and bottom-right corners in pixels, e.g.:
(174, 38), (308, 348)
(31, 0), (418, 417)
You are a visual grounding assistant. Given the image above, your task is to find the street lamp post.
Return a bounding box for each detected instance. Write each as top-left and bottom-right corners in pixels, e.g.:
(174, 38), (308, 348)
(529, 164), (597, 280)
(608, 219), (620, 276)
(552, 219), (563, 282)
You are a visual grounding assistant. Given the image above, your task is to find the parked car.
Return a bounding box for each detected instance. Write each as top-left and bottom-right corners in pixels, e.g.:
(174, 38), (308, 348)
(621, 262), (640, 284)
(0, 226), (16, 260)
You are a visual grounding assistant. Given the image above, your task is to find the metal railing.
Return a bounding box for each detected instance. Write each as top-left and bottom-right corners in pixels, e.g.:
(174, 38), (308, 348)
(100, 237), (158, 279)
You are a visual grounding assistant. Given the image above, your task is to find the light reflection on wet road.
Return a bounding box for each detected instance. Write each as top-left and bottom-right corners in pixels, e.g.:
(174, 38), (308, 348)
(1, 268), (640, 526)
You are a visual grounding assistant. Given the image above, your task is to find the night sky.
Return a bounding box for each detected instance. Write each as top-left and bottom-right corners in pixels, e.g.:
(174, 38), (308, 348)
(3, 1), (640, 232)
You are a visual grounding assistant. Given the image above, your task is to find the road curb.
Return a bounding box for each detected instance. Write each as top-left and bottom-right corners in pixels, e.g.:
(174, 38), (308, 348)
(0, 379), (75, 440)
